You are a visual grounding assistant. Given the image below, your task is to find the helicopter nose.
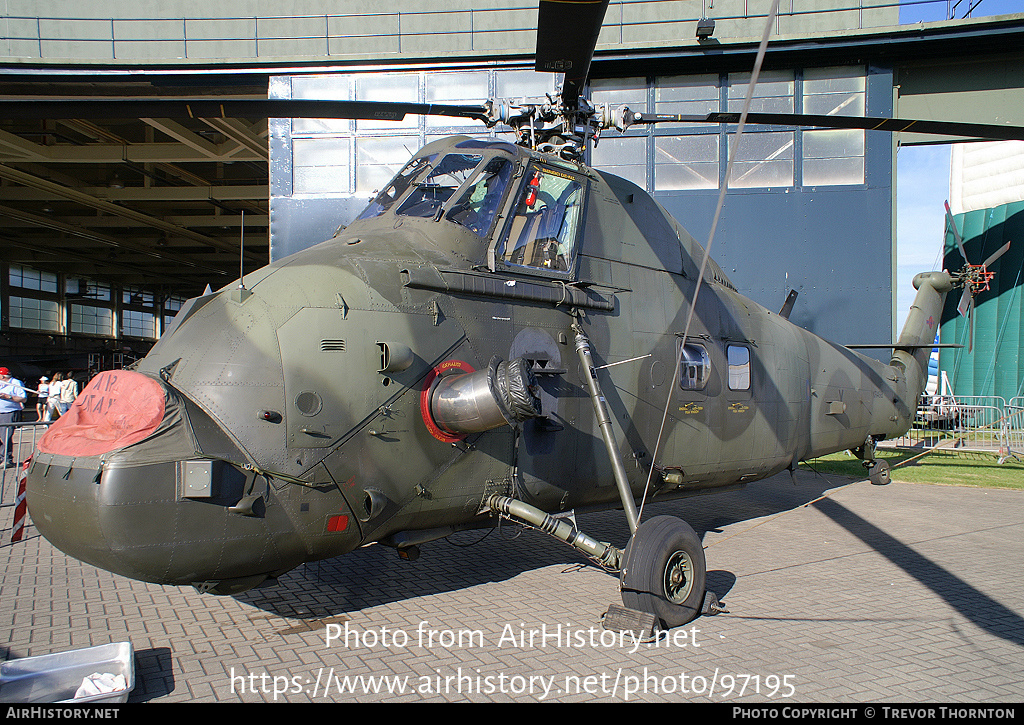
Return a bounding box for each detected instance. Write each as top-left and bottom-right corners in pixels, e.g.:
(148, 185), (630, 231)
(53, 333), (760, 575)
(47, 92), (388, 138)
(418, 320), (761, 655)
(26, 370), (317, 590)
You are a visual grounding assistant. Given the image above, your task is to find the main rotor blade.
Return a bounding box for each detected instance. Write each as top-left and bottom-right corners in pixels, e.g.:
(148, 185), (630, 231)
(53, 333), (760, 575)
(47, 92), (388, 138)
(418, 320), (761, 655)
(632, 111), (1024, 142)
(535, 0), (610, 109)
(0, 98), (490, 123)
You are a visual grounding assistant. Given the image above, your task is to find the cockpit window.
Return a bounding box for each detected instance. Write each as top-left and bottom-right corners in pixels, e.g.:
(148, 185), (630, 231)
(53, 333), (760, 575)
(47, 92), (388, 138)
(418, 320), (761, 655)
(355, 154), (437, 221)
(444, 157), (513, 237)
(396, 153), (483, 219)
(496, 165), (584, 273)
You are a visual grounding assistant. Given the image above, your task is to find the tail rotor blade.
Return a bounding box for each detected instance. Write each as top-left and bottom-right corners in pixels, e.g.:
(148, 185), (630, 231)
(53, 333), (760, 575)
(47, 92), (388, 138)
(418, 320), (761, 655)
(969, 297), (975, 354)
(945, 200), (969, 264)
(956, 287), (972, 318)
(983, 240), (1012, 268)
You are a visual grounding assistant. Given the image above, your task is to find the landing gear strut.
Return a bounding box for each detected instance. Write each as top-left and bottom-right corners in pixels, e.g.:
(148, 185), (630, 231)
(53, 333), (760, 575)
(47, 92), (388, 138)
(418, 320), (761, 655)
(853, 437), (891, 486)
(487, 325), (707, 630)
(483, 496), (707, 629)
(619, 516), (707, 628)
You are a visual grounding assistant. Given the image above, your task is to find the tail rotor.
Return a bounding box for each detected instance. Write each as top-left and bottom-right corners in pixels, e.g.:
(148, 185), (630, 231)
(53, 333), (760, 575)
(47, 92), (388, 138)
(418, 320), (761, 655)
(944, 200), (1011, 353)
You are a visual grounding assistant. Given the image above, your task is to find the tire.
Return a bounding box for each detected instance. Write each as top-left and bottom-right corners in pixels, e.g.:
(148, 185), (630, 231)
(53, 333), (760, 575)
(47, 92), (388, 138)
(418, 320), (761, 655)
(619, 515), (707, 629)
(868, 459), (891, 486)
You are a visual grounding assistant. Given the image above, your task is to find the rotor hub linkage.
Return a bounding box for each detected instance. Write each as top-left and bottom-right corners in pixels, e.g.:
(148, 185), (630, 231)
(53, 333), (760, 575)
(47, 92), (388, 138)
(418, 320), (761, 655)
(484, 97), (640, 160)
(958, 264), (996, 294)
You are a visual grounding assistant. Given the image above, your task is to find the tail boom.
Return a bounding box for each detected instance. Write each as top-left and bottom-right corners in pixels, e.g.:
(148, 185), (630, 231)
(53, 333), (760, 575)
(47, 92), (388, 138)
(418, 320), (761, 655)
(890, 271), (953, 402)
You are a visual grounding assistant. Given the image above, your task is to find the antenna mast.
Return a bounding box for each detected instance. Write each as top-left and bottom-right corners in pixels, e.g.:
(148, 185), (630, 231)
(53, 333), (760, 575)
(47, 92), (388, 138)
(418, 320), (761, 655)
(238, 209), (246, 291)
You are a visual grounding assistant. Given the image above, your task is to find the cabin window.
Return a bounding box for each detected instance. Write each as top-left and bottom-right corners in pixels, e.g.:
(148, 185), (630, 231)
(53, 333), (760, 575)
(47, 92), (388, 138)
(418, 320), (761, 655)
(396, 153), (484, 219)
(355, 154), (437, 221)
(727, 345), (751, 391)
(445, 156), (513, 237)
(678, 342), (711, 392)
(496, 166), (584, 272)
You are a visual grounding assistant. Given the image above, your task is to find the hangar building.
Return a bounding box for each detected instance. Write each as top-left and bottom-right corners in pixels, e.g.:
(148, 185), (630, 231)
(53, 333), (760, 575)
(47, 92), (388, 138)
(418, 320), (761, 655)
(0, 0), (1022, 388)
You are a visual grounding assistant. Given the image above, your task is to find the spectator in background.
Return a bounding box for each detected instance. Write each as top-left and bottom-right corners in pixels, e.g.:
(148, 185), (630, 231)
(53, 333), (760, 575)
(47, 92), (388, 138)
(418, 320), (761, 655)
(36, 376), (49, 421)
(0, 366), (27, 467)
(58, 371), (79, 415)
(45, 373), (63, 421)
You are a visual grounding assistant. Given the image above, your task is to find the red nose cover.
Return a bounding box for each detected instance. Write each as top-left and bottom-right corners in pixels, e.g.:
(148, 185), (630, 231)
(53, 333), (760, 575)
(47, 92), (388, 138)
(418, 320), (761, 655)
(37, 371), (166, 457)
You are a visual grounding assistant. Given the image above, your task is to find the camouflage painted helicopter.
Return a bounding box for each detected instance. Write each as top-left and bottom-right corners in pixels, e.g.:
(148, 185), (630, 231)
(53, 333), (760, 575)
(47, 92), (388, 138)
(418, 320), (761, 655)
(19, 0), (1024, 629)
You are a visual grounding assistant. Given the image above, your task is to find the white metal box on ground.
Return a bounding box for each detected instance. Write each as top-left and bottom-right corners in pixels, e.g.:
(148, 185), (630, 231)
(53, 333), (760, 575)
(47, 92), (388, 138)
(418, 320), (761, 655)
(0, 642), (135, 704)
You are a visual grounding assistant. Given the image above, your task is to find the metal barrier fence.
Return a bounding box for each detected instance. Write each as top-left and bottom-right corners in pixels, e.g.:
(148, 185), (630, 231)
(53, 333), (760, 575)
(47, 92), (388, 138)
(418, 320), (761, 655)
(1004, 407), (1024, 464)
(888, 394), (1023, 464)
(0, 421), (51, 508)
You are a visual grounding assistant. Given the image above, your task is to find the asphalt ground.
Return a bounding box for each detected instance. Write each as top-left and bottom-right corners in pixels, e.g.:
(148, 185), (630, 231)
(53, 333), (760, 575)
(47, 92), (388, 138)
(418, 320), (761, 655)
(1, 465), (1022, 704)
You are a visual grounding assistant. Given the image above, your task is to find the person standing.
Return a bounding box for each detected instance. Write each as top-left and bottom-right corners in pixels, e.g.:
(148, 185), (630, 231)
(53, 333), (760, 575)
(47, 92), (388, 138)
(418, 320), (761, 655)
(45, 372), (62, 421)
(58, 371), (79, 415)
(36, 376), (49, 421)
(0, 366), (27, 467)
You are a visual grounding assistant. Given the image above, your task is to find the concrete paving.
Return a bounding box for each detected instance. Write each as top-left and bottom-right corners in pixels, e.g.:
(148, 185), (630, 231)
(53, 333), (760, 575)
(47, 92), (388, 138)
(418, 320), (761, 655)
(2, 466), (1023, 703)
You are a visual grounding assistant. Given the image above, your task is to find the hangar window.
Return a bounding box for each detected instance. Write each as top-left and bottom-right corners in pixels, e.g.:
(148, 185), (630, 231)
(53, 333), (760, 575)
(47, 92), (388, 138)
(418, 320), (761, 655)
(70, 305), (113, 336)
(803, 129), (864, 186)
(162, 296), (186, 337)
(67, 278), (111, 302)
(293, 137), (350, 196)
(727, 70), (795, 115)
(586, 67), (867, 192)
(9, 297), (59, 333)
(10, 264), (57, 294)
(356, 137), (415, 194)
(678, 342), (711, 392)
(592, 135), (647, 189)
(9, 265), (60, 332)
(122, 310), (156, 340)
(655, 74), (720, 130)
(122, 286), (158, 340)
(653, 75), (721, 190)
(656, 134), (719, 191)
(802, 67), (866, 186)
(425, 72), (489, 131)
(591, 77), (648, 189)
(68, 278), (113, 336)
(727, 131), (794, 189)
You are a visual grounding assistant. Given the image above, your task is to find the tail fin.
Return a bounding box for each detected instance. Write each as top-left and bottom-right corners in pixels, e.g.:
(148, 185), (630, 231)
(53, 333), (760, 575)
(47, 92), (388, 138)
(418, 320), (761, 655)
(890, 271), (953, 398)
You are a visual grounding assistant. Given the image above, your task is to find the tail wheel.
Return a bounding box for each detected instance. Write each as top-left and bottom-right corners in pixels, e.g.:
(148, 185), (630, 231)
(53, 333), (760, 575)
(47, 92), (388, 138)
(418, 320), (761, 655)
(868, 459), (891, 486)
(619, 515), (707, 629)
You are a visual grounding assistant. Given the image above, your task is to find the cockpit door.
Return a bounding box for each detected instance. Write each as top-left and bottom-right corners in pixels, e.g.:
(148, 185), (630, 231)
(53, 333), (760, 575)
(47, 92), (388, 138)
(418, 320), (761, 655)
(490, 162), (588, 277)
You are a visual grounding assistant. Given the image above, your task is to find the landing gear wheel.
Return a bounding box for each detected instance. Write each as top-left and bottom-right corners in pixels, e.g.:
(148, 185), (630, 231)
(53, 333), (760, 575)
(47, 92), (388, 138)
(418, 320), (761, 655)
(619, 516), (707, 629)
(868, 459), (891, 486)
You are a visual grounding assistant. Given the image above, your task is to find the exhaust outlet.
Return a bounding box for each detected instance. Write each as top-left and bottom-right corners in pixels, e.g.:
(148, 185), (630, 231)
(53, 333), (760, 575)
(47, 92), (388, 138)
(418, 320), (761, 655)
(429, 356), (541, 435)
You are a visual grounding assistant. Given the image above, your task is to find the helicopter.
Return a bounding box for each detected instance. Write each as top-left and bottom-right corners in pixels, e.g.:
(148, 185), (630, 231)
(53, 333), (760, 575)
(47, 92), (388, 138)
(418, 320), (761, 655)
(18, 0), (1024, 630)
